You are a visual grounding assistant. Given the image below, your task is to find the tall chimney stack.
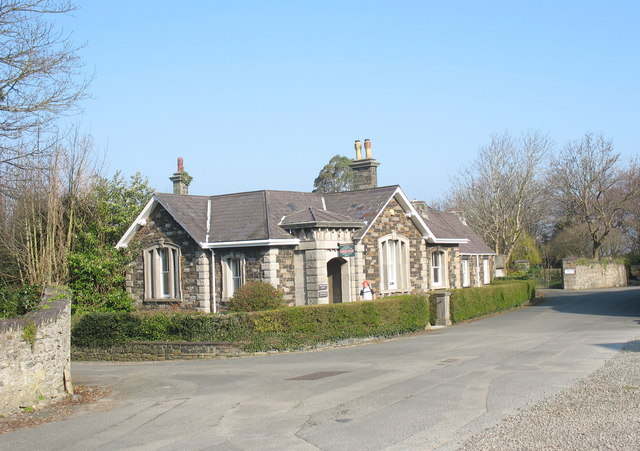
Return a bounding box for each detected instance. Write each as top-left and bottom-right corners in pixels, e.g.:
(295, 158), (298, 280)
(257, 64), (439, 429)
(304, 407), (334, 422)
(354, 140), (362, 160)
(364, 138), (372, 158)
(349, 138), (380, 190)
(170, 157), (189, 195)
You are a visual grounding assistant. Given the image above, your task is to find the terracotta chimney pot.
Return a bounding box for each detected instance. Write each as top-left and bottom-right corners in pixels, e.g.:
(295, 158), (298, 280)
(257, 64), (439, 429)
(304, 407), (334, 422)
(364, 139), (372, 158)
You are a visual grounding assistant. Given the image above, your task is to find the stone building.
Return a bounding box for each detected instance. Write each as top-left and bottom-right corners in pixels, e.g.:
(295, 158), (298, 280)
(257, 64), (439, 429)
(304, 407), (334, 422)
(117, 142), (495, 312)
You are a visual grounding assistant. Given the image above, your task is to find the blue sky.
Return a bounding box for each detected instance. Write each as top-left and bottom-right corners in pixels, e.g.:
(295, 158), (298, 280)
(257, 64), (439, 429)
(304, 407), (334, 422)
(60, 1), (639, 202)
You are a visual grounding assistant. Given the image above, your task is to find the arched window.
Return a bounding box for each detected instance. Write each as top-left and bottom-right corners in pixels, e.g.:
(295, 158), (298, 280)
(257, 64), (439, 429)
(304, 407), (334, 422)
(431, 250), (448, 288)
(222, 252), (245, 299)
(483, 258), (491, 285)
(462, 258), (471, 287)
(144, 243), (181, 300)
(378, 233), (410, 292)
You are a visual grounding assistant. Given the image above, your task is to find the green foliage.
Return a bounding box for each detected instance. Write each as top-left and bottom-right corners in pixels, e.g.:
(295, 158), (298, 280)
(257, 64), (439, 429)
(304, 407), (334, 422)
(243, 295), (431, 351)
(71, 311), (252, 346)
(449, 281), (534, 323)
(509, 232), (542, 266)
(67, 172), (153, 313)
(22, 320), (37, 350)
(624, 254), (640, 266)
(312, 154), (355, 193)
(0, 284), (42, 319)
(227, 281), (286, 312)
(73, 284), (534, 354)
(71, 295), (432, 351)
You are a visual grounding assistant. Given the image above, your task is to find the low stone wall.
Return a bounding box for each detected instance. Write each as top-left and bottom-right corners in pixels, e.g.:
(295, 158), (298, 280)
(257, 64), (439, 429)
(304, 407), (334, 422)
(0, 298), (71, 415)
(72, 342), (245, 361)
(562, 259), (627, 290)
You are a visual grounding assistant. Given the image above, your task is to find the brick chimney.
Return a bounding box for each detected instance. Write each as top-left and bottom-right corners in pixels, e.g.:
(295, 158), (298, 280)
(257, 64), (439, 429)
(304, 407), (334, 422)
(349, 138), (380, 190)
(169, 157), (189, 195)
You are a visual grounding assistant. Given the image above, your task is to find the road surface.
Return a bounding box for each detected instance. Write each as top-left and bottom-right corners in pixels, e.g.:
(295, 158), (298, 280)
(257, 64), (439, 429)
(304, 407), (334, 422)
(3, 287), (639, 450)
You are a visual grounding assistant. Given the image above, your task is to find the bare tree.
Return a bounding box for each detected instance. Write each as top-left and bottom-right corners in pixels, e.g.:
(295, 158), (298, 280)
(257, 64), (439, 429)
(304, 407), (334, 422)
(0, 0), (88, 181)
(450, 131), (551, 262)
(0, 129), (98, 285)
(549, 134), (640, 259)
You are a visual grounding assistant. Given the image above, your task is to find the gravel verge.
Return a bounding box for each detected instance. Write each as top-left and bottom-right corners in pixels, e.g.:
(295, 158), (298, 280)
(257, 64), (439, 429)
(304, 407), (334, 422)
(459, 339), (640, 450)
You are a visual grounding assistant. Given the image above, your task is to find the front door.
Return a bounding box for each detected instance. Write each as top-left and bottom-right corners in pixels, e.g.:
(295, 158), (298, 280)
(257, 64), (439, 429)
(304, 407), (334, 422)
(327, 258), (345, 303)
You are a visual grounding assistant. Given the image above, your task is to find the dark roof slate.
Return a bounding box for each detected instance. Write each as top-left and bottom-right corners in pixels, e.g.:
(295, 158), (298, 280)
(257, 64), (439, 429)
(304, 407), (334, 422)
(423, 209), (494, 254)
(152, 186), (493, 254)
(280, 207), (363, 227)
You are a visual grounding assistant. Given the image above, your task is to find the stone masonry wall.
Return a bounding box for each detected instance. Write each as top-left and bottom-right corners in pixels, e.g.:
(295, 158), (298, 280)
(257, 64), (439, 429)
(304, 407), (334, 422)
(562, 259), (627, 290)
(361, 198), (426, 295)
(72, 342), (244, 361)
(127, 204), (202, 310)
(214, 247), (296, 307)
(0, 298), (70, 415)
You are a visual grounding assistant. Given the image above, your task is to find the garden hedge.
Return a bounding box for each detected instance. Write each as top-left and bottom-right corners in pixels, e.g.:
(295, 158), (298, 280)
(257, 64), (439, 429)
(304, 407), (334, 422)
(449, 280), (534, 323)
(72, 294), (431, 351)
(71, 281), (533, 353)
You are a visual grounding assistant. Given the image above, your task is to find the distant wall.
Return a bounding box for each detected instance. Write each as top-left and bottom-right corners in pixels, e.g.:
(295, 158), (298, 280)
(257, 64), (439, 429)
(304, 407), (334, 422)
(562, 259), (627, 290)
(0, 298), (71, 415)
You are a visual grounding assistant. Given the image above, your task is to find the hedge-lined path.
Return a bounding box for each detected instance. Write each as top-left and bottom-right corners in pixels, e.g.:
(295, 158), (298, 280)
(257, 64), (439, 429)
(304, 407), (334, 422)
(3, 287), (640, 450)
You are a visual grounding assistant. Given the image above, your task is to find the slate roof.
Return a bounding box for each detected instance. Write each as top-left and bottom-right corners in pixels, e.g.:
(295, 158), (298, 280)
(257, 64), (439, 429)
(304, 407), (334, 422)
(152, 186), (401, 244)
(129, 186), (492, 254)
(280, 207), (364, 228)
(422, 209), (494, 254)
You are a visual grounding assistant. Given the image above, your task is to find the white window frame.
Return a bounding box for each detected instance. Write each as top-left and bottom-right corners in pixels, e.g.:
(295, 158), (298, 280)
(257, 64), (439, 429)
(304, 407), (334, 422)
(144, 243), (181, 300)
(462, 258), (470, 287)
(483, 257), (491, 285)
(430, 249), (448, 288)
(378, 233), (410, 293)
(222, 252), (246, 299)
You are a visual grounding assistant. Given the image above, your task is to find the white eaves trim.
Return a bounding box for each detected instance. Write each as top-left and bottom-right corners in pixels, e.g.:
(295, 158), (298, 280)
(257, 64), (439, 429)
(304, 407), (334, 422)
(116, 196), (158, 249)
(200, 238), (300, 249)
(356, 187), (438, 242)
(431, 238), (470, 244)
(460, 252), (496, 256)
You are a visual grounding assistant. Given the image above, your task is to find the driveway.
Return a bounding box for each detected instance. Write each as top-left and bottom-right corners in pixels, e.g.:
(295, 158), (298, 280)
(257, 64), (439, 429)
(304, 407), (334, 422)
(3, 287), (640, 450)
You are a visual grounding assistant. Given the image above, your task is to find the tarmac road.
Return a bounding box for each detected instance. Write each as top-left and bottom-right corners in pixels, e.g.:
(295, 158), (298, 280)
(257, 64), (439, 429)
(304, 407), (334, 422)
(3, 287), (640, 450)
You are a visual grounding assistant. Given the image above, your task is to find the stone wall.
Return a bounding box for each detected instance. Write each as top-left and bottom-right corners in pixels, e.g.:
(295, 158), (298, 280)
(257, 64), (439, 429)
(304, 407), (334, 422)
(72, 341), (244, 361)
(562, 258), (627, 290)
(127, 204), (203, 310)
(361, 197), (428, 294)
(0, 298), (71, 415)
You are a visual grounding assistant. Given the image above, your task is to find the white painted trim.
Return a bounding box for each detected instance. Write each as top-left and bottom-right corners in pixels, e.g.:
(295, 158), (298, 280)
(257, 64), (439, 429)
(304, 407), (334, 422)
(430, 238), (470, 244)
(205, 199), (211, 243)
(116, 197), (158, 248)
(460, 252), (496, 256)
(200, 238), (300, 249)
(210, 249), (217, 313)
(356, 187), (438, 242)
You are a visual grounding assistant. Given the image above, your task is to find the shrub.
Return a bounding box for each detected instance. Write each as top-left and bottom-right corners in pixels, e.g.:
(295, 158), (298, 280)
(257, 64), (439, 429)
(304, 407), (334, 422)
(0, 284), (43, 319)
(71, 311), (253, 347)
(71, 294), (432, 351)
(227, 281), (286, 312)
(449, 280), (534, 323)
(242, 294), (431, 351)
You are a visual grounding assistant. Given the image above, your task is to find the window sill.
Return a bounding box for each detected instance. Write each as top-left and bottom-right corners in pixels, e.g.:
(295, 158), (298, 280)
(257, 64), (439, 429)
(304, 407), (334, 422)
(143, 298), (182, 303)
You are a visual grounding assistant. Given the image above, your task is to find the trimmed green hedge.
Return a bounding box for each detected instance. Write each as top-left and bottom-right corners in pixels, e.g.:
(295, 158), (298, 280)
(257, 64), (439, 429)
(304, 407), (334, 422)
(243, 294), (430, 351)
(449, 280), (534, 323)
(71, 311), (252, 347)
(72, 295), (431, 351)
(72, 282), (533, 353)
